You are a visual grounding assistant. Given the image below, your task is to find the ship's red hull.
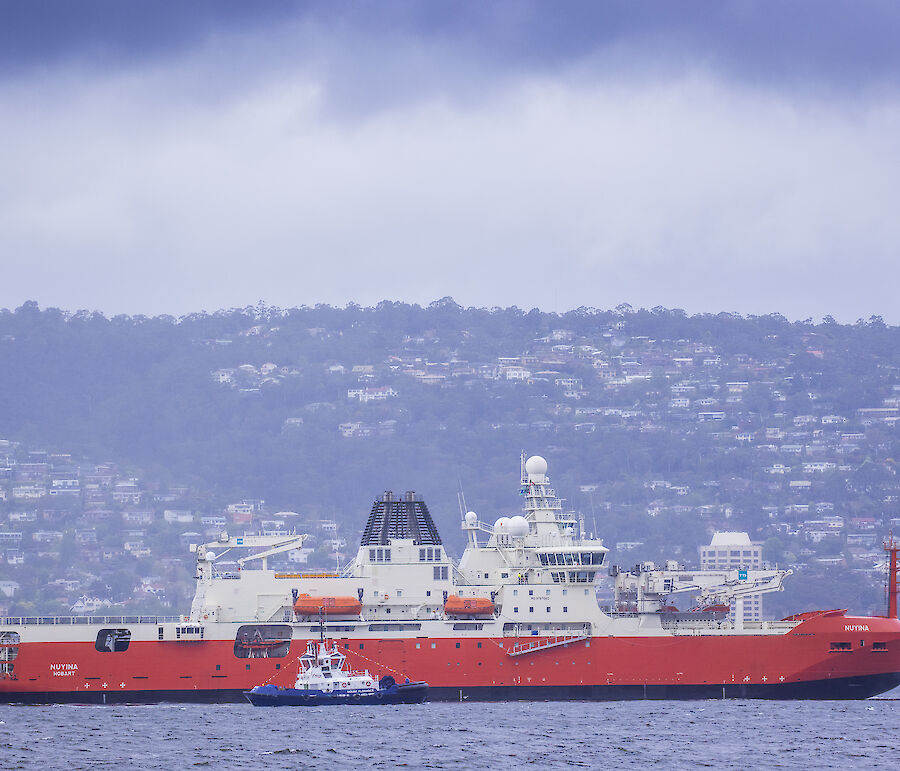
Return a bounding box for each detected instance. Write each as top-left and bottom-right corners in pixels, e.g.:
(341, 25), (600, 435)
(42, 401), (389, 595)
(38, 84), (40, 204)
(3, 614), (899, 702)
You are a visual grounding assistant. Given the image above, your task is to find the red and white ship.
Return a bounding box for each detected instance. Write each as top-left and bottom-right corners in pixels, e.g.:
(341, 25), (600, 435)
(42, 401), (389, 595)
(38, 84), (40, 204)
(3, 455), (900, 702)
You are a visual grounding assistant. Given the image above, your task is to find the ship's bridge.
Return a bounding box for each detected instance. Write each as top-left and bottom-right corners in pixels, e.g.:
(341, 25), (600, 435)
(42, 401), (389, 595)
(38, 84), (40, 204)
(457, 455), (607, 587)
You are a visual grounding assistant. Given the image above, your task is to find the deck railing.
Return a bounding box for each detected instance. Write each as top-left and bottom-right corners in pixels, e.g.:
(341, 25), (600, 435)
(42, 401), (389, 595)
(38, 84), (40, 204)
(1, 615), (182, 626)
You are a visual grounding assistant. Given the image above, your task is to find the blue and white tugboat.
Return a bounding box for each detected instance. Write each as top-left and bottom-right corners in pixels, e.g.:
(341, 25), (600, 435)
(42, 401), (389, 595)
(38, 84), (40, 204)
(244, 623), (428, 706)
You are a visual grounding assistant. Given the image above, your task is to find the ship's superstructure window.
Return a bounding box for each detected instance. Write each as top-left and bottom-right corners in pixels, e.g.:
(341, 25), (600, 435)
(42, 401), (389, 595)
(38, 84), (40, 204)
(550, 570), (596, 583)
(830, 642), (852, 651)
(537, 552), (605, 566)
(433, 566), (449, 580)
(419, 547), (442, 561)
(95, 629), (131, 652)
(369, 548), (391, 562)
(175, 626), (205, 639)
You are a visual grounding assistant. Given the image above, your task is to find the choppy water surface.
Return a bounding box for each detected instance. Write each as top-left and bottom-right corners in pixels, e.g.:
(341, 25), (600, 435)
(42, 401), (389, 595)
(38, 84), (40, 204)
(1, 699), (898, 770)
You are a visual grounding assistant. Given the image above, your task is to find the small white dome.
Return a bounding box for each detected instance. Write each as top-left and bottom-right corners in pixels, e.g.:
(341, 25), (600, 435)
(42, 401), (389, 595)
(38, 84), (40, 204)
(465, 511), (478, 525)
(525, 455), (548, 478)
(493, 517), (511, 534)
(508, 515), (529, 537)
(205, 551), (217, 562)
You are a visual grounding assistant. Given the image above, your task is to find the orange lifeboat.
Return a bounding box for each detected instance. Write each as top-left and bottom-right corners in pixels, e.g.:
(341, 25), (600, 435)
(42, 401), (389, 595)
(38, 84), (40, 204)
(443, 595), (494, 617)
(293, 594), (362, 616)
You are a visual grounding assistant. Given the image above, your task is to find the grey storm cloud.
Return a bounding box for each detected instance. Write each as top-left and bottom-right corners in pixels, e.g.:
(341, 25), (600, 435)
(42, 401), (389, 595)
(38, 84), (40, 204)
(1, 1), (900, 321)
(5, 1), (900, 91)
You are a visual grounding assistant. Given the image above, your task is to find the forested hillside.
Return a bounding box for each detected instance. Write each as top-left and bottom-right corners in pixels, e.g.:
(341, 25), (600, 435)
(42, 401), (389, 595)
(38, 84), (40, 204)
(1, 300), (898, 617)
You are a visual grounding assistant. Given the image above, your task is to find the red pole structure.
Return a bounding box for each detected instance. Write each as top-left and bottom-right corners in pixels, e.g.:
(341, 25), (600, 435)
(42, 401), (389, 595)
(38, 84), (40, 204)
(886, 534), (899, 619)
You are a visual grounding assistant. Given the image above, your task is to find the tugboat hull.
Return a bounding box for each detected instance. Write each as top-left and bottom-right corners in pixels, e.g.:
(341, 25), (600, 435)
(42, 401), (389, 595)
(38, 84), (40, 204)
(244, 681), (428, 706)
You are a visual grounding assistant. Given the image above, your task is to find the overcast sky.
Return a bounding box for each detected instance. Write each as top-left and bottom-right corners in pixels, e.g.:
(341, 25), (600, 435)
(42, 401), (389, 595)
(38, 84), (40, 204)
(2, 1), (899, 322)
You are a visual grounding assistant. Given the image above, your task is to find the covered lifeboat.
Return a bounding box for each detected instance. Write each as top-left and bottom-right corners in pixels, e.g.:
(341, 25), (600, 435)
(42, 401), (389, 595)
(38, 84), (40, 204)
(443, 595), (495, 617)
(293, 594), (362, 617)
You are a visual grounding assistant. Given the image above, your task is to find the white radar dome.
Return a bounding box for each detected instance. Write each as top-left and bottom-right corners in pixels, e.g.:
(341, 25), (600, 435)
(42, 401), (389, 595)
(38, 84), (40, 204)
(205, 551), (217, 562)
(525, 455), (548, 478)
(465, 511), (478, 526)
(493, 517), (511, 535)
(508, 515), (529, 537)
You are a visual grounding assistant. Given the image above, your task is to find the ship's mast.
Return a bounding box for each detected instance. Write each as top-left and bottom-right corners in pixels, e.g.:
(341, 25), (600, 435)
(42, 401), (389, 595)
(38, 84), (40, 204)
(885, 533), (899, 619)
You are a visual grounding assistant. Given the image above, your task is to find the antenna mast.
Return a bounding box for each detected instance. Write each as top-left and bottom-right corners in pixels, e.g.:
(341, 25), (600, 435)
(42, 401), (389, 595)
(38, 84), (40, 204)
(885, 533), (899, 619)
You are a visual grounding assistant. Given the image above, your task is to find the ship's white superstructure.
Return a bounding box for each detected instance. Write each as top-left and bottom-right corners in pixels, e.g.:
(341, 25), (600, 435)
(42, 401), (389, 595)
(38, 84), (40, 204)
(187, 455), (791, 638)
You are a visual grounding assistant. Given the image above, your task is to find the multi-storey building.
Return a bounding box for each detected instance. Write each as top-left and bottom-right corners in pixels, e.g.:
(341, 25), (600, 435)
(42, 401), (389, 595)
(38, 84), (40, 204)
(699, 532), (764, 623)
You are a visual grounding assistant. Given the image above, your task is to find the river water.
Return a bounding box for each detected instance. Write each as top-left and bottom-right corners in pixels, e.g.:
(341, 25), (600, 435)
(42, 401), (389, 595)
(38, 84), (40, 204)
(1, 698), (898, 769)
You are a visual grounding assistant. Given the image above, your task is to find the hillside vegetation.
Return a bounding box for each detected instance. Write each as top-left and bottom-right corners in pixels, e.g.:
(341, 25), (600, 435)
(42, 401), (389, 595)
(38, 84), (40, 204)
(1, 300), (898, 617)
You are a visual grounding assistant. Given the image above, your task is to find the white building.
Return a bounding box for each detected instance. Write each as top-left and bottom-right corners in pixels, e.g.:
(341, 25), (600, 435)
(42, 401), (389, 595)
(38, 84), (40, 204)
(699, 532), (764, 623)
(347, 387), (397, 402)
